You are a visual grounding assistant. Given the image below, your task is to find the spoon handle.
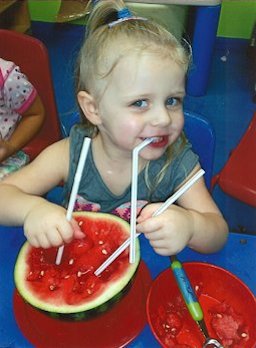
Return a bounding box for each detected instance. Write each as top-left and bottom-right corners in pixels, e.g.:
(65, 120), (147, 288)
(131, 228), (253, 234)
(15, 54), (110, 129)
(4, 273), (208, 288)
(170, 256), (203, 321)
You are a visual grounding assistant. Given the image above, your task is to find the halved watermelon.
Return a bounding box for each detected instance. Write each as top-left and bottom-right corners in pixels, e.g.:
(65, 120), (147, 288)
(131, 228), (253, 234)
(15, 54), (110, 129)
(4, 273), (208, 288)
(14, 212), (140, 320)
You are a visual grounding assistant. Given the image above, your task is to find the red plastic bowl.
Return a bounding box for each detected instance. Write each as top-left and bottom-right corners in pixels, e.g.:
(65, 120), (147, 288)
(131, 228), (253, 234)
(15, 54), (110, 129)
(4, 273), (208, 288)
(146, 262), (256, 348)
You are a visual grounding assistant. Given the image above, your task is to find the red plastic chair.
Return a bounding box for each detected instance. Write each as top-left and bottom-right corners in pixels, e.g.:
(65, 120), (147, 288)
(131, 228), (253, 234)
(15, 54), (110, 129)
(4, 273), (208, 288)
(211, 112), (256, 207)
(0, 29), (61, 160)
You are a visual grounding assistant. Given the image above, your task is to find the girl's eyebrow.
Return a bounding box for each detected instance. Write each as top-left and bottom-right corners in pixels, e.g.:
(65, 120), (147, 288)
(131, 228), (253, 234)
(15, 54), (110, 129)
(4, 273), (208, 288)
(123, 89), (186, 100)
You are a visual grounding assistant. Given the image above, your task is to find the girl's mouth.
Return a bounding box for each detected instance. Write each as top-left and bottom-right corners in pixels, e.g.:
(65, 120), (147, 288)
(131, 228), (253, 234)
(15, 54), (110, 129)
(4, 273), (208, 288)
(142, 136), (169, 148)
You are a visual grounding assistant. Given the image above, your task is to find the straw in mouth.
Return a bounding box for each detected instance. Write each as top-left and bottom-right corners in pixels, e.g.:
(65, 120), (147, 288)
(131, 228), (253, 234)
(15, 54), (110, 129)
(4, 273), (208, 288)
(129, 137), (158, 264)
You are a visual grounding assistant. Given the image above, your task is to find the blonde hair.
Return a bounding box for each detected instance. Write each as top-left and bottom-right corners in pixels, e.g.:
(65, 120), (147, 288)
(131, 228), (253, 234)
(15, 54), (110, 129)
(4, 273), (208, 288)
(76, 0), (190, 193)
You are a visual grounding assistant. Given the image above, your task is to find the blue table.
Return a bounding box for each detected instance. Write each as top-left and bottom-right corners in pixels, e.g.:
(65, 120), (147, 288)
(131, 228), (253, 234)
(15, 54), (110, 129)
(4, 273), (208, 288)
(0, 225), (255, 348)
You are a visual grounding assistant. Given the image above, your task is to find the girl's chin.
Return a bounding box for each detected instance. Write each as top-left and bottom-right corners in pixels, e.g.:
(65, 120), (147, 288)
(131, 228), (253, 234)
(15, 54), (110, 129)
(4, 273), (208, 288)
(140, 147), (167, 161)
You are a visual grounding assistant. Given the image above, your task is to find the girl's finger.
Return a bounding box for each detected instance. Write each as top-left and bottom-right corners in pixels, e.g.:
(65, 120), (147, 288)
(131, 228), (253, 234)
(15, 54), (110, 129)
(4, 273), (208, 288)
(47, 229), (65, 247)
(28, 235), (40, 248)
(153, 247), (172, 256)
(71, 218), (85, 239)
(37, 233), (52, 249)
(147, 238), (168, 249)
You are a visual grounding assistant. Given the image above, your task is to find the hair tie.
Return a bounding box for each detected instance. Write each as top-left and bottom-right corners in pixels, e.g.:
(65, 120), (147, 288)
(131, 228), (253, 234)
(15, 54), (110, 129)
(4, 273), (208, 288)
(117, 8), (132, 19)
(108, 7), (147, 28)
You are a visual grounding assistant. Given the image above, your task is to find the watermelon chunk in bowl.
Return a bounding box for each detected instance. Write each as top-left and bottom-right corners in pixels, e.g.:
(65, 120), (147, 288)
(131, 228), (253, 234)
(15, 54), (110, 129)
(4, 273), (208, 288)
(14, 212), (140, 320)
(146, 262), (256, 348)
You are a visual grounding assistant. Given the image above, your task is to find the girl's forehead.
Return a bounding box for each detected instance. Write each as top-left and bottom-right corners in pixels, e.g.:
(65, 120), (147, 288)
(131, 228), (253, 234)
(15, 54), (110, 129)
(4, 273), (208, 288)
(107, 48), (172, 73)
(111, 50), (181, 77)
(92, 42), (187, 97)
(105, 52), (186, 95)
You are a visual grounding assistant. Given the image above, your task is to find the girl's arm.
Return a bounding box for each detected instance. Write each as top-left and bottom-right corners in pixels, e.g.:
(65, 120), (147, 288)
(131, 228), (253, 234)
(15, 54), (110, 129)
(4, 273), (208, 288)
(0, 139), (83, 248)
(0, 95), (45, 162)
(136, 165), (228, 255)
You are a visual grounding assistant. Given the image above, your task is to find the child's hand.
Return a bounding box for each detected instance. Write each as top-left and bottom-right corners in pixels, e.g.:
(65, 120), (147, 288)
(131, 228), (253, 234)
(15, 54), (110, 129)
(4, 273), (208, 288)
(136, 203), (193, 256)
(23, 201), (84, 248)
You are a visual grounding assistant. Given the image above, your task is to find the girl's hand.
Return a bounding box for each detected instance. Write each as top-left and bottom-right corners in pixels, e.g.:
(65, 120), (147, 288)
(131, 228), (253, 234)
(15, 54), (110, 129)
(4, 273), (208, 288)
(23, 201), (84, 248)
(136, 203), (194, 256)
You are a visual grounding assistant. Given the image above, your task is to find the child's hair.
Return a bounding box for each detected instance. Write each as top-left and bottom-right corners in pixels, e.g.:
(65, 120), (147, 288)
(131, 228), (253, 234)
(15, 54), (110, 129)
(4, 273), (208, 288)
(76, 0), (191, 195)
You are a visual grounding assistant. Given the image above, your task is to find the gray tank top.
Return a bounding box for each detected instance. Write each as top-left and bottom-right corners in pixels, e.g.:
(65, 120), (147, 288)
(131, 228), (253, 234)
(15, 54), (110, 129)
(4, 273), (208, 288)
(62, 125), (199, 218)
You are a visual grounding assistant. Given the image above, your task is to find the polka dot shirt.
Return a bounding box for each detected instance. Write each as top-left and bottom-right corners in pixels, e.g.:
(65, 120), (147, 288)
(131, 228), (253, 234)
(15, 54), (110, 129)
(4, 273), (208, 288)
(0, 58), (37, 140)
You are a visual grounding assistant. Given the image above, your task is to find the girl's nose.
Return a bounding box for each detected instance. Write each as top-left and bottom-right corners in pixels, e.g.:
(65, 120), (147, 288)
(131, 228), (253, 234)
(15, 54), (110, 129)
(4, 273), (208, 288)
(150, 107), (171, 127)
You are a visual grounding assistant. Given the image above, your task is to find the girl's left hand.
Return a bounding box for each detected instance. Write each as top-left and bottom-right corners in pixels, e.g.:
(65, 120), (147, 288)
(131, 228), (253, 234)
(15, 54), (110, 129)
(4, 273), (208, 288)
(136, 203), (194, 256)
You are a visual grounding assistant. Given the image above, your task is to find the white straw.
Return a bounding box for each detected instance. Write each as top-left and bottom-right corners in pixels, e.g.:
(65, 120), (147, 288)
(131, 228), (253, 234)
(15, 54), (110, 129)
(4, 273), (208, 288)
(94, 168), (205, 276)
(130, 138), (156, 264)
(55, 137), (91, 265)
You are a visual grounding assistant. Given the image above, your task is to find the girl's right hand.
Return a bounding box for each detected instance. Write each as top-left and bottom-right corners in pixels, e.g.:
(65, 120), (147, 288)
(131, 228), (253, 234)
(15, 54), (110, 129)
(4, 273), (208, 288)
(23, 201), (84, 248)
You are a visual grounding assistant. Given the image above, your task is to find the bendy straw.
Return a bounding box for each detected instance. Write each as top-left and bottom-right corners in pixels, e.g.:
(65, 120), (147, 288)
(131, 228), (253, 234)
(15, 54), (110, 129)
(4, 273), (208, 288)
(130, 137), (157, 264)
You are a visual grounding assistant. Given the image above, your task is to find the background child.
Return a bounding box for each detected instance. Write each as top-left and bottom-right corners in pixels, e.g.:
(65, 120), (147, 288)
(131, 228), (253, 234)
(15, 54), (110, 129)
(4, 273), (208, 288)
(0, 0), (228, 257)
(0, 58), (45, 179)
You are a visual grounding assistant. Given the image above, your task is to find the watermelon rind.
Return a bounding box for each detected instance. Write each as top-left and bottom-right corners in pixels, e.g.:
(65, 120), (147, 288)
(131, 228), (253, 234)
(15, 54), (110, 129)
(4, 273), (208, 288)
(14, 212), (140, 318)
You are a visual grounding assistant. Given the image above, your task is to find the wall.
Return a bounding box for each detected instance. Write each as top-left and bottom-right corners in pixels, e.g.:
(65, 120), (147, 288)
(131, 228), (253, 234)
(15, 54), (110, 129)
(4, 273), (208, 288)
(28, 0), (256, 39)
(217, 0), (256, 39)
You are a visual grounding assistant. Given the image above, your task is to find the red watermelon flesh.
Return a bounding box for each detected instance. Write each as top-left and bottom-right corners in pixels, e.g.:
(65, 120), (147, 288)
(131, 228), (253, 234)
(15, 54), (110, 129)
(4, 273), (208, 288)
(154, 293), (250, 348)
(14, 212), (140, 316)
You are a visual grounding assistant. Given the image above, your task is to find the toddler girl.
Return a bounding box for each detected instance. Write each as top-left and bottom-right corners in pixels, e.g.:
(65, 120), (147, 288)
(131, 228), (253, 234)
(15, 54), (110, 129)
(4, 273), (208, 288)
(0, 0), (228, 256)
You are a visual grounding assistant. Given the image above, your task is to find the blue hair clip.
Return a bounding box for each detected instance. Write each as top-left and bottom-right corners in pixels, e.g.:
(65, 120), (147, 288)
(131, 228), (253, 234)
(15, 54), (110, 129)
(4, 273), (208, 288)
(117, 8), (132, 19)
(108, 6), (146, 28)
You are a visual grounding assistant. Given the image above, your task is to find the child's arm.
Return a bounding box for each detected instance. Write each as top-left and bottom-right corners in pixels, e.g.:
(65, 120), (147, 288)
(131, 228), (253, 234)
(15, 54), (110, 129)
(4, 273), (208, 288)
(136, 166), (228, 255)
(0, 139), (83, 248)
(0, 95), (45, 162)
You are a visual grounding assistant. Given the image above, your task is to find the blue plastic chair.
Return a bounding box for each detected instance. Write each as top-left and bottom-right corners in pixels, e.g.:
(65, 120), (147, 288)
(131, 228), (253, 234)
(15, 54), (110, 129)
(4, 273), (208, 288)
(184, 110), (215, 189)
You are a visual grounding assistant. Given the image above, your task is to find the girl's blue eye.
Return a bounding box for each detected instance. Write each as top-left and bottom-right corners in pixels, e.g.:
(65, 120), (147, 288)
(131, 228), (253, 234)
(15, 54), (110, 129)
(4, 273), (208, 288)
(132, 100), (148, 108)
(166, 97), (180, 107)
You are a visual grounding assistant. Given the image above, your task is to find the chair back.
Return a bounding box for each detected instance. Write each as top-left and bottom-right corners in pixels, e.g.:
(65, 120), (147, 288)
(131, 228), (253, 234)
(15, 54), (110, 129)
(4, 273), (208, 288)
(184, 111), (215, 189)
(212, 112), (256, 206)
(0, 29), (61, 160)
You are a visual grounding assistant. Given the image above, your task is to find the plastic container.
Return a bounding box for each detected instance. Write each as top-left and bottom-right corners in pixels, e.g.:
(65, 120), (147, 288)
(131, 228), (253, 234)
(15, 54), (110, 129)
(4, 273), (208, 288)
(146, 262), (256, 348)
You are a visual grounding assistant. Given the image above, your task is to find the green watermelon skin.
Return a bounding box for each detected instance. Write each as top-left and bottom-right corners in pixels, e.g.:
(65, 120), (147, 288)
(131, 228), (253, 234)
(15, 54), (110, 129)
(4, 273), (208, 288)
(14, 212), (140, 319)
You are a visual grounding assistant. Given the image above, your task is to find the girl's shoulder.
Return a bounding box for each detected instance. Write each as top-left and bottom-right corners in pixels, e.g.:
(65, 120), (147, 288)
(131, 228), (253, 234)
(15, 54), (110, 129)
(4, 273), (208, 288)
(34, 138), (71, 185)
(44, 138), (70, 170)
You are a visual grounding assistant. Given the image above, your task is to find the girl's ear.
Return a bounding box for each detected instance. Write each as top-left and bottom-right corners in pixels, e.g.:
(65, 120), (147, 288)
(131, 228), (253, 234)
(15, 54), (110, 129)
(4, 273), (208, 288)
(77, 91), (102, 125)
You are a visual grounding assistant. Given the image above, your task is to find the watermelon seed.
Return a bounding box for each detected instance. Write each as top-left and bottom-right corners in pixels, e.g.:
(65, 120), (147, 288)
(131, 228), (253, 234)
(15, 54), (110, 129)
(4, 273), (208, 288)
(241, 333), (248, 338)
(69, 258), (74, 265)
(77, 270), (90, 277)
(78, 221), (83, 226)
(98, 240), (104, 245)
(40, 270), (45, 276)
(216, 313), (222, 318)
(49, 284), (56, 291)
(102, 249), (108, 255)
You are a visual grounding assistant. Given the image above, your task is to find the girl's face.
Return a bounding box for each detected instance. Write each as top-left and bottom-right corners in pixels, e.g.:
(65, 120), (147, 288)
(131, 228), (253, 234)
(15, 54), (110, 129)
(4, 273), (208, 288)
(96, 51), (186, 161)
